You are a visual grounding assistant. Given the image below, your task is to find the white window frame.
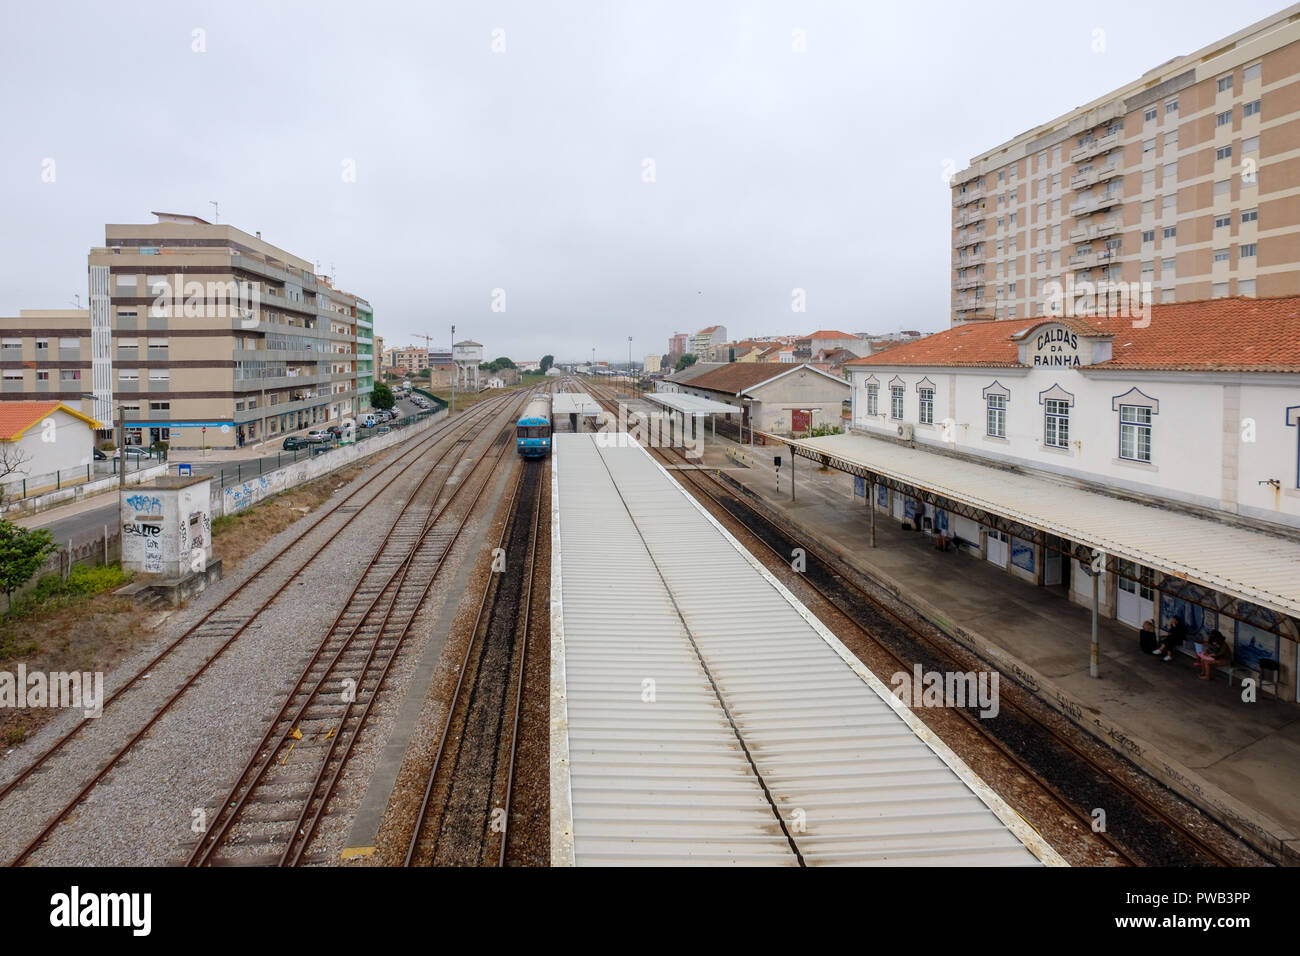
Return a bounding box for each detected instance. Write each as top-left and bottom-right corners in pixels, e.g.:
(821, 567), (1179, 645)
(1119, 404), (1152, 462)
(986, 394), (1006, 438)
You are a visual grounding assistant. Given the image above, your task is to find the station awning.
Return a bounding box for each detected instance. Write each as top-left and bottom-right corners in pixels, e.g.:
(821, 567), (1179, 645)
(644, 392), (739, 416)
(781, 432), (1300, 622)
(553, 392), (603, 416)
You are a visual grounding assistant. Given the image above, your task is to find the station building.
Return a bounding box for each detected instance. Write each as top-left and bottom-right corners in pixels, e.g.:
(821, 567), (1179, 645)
(817, 295), (1300, 695)
(660, 362), (850, 436)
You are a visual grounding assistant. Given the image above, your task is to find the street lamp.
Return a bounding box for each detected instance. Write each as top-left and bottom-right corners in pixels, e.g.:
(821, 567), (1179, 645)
(627, 336), (633, 398)
(450, 324), (456, 415)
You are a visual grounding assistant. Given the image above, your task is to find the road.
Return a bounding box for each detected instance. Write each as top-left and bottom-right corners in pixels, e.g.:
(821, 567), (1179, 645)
(32, 398), (428, 547)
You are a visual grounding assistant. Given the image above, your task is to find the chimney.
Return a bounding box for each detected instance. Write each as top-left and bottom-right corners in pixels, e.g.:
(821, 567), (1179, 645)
(256, 231), (261, 239)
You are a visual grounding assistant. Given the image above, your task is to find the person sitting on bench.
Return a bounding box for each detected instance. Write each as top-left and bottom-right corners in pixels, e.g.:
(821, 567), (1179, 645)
(1153, 615), (1187, 662)
(1195, 630), (1230, 680)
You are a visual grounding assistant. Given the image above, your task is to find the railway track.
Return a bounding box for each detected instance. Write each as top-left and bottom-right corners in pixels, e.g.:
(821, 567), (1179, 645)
(583, 380), (1258, 867)
(1, 392), (525, 867)
(404, 459), (544, 867)
(186, 391), (536, 866)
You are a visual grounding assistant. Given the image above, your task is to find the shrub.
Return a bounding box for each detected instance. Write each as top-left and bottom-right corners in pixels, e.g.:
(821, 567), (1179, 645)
(0, 521), (57, 611)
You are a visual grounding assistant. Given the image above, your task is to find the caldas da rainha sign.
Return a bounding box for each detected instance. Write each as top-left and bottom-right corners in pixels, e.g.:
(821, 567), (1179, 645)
(1029, 325), (1081, 367)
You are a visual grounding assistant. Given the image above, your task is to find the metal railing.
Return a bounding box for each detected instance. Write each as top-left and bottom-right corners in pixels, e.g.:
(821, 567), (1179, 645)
(1, 458), (156, 502)
(211, 409), (436, 488)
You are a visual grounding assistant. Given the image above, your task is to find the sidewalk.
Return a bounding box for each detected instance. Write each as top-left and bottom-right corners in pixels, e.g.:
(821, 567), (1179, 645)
(697, 430), (1300, 863)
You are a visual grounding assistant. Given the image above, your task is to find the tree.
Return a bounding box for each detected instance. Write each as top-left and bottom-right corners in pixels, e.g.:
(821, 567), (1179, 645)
(660, 353), (670, 371)
(371, 382), (396, 411)
(0, 521), (56, 611)
(540, 354), (554, 373)
(0, 443), (33, 509)
(674, 353), (699, 372)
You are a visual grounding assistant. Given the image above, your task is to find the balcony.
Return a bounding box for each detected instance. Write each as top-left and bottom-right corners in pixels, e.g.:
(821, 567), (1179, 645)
(952, 187), (985, 207)
(953, 275), (983, 291)
(1092, 216), (1122, 238)
(955, 207), (986, 228)
(1070, 192), (1123, 217)
(1066, 249), (1117, 269)
(1069, 162), (1119, 189)
(1069, 132), (1119, 164)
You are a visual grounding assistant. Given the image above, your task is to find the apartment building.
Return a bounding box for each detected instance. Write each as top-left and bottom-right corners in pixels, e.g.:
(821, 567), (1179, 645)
(356, 298), (374, 413)
(0, 212), (366, 450)
(668, 332), (689, 359)
(951, 4), (1300, 325)
(386, 346), (430, 372)
(691, 325), (728, 358)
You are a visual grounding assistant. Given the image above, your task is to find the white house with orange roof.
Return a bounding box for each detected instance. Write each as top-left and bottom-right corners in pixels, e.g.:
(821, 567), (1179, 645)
(795, 330), (864, 361)
(825, 296), (1300, 670)
(0, 400), (103, 496)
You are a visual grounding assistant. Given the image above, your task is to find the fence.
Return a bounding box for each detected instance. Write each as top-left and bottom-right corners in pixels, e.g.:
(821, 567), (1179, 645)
(1, 458), (156, 503)
(210, 409), (436, 489)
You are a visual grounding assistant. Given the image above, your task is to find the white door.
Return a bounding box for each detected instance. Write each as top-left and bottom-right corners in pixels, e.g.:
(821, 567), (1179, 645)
(985, 528), (1008, 566)
(1116, 560), (1154, 628)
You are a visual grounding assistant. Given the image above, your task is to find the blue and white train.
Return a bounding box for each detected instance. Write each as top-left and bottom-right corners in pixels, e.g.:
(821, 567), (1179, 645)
(516, 393), (553, 459)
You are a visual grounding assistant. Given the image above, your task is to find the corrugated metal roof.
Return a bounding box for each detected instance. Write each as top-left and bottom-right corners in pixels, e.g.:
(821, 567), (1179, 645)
(553, 392), (603, 416)
(793, 432), (1300, 619)
(645, 392), (739, 415)
(551, 432), (1059, 866)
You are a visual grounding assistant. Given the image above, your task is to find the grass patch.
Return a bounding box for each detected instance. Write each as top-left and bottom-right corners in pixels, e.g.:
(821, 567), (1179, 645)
(3, 564), (132, 628)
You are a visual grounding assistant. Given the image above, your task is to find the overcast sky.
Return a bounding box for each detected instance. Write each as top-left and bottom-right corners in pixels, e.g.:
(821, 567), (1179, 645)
(0, 0), (1288, 362)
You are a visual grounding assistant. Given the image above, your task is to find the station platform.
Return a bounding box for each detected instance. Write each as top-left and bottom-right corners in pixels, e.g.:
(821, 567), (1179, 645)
(697, 430), (1300, 864)
(549, 432), (1061, 866)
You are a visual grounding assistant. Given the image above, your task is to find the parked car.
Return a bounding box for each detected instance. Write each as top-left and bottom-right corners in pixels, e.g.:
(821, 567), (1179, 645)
(306, 430), (331, 443)
(93, 448), (107, 461)
(283, 436), (310, 450)
(114, 445), (155, 460)
(376, 425), (392, 435)
(326, 425), (343, 439)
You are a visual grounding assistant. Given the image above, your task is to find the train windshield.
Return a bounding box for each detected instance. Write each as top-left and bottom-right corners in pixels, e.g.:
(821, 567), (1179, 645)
(518, 425), (550, 440)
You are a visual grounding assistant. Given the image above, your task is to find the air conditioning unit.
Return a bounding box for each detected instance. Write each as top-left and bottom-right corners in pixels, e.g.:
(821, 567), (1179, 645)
(897, 423), (914, 441)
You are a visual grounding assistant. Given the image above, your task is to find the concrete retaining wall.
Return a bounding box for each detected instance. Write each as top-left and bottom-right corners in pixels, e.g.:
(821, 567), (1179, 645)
(214, 410), (447, 517)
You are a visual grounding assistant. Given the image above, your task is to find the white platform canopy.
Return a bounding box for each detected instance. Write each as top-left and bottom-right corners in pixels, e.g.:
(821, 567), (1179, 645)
(550, 433), (1058, 866)
(644, 391), (738, 416)
(786, 432), (1300, 622)
(553, 392), (603, 416)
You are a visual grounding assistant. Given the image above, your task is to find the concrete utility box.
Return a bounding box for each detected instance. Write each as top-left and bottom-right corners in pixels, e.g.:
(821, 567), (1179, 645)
(121, 475), (213, 578)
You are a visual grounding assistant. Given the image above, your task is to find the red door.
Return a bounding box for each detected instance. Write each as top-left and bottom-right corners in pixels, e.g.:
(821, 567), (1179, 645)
(791, 409), (810, 435)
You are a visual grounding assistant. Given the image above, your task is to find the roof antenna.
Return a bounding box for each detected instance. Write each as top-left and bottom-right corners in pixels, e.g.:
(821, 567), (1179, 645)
(209, 200), (219, 224)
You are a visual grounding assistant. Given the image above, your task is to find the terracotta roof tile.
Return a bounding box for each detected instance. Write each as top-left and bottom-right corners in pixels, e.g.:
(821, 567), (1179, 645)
(844, 296), (1300, 373)
(683, 362), (843, 395)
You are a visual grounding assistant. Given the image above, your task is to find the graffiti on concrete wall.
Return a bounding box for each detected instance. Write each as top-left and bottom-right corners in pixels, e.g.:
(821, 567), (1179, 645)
(125, 494), (162, 515)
